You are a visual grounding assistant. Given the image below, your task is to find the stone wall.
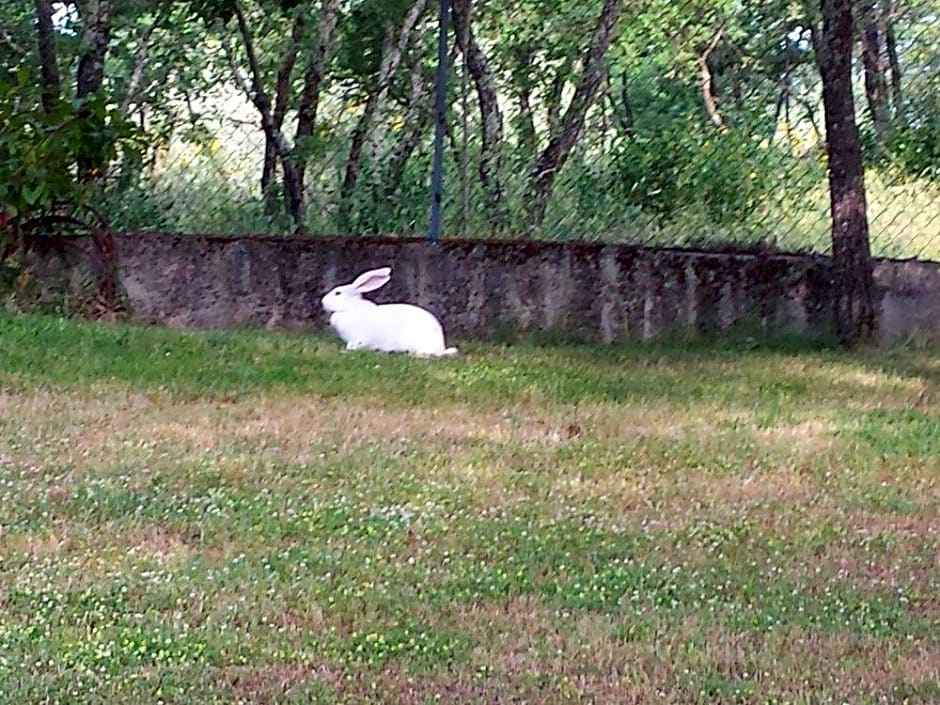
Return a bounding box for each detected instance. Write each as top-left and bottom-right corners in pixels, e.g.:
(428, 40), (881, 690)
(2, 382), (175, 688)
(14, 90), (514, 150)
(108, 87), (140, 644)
(22, 232), (940, 342)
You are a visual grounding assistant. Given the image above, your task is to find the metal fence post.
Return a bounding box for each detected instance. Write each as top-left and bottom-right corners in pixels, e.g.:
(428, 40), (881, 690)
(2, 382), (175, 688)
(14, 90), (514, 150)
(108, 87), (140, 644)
(428, 0), (451, 243)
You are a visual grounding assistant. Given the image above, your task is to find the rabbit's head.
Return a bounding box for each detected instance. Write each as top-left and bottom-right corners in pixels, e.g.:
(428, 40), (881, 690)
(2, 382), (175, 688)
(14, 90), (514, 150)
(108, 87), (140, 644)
(321, 266), (391, 313)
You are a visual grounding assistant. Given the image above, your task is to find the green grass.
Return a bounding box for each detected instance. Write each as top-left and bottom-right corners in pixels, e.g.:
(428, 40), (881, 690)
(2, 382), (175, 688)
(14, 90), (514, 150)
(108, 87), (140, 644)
(1, 313), (938, 703)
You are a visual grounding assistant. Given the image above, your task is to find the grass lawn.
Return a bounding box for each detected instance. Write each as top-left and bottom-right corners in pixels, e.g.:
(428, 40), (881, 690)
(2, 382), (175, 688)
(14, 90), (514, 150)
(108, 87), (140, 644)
(0, 314), (937, 704)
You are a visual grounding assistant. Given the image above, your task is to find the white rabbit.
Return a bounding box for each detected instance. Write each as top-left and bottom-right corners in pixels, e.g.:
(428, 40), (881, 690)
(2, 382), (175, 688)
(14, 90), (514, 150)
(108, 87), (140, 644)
(321, 266), (458, 357)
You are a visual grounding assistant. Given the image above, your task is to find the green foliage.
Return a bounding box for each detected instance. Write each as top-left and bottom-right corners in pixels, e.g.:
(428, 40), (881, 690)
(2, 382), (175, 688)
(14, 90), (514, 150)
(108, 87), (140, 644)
(0, 0), (34, 79)
(2, 0), (936, 256)
(184, 0), (238, 23)
(184, 0), (311, 24)
(606, 113), (812, 227)
(0, 72), (142, 225)
(885, 108), (940, 182)
(336, 0), (417, 83)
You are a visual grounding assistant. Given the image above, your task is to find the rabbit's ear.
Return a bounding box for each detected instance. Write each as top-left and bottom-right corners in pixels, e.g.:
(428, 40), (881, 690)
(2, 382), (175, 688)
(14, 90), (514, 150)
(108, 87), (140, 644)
(351, 267), (391, 293)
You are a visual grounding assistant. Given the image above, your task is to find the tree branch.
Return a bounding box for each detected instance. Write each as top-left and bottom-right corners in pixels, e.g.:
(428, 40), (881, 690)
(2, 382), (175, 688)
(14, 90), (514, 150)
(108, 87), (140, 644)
(697, 27), (725, 129)
(296, 0), (341, 155)
(340, 0), (428, 209)
(120, 23), (155, 114)
(453, 0), (507, 230)
(225, 1), (305, 228)
(261, 13), (306, 210)
(226, 1), (291, 158)
(527, 0), (624, 230)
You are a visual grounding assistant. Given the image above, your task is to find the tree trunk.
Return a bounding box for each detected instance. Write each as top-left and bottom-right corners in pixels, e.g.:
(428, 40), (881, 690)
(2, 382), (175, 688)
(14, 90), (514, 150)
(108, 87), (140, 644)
(382, 42), (460, 204)
(295, 0), (341, 197)
(34, 0), (61, 113)
(73, 0), (113, 183)
(527, 0), (624, 231)
(509, 47), (538, 156)
(339, 0), (427, 225)
(228, 0), (304, 229)
(452, 0), (507, 231)
(76, 0), (113, 98)
(882, 1), (902, 119)
(606, 70), (635, 138)
(382, 53), (433, 198)
(262, 14), (305, 214)
(545, 68), (567, 138)
(859, 1), (889, 139)
(817, 0), (876, 344)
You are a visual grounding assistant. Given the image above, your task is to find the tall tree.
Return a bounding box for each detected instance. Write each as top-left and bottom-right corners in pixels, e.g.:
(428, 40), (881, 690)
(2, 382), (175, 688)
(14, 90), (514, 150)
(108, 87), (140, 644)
(526, 0), (624, 231)
(859, 1), (889, 139)
(68, 1), (116, 183)
(339, 0), (427, 226)
(202, 0), (343, 229)
(33, 0), (60, 112)
(508, 45), (538, 156)
(816, 0), (876, 343)
(225, 0), (306, 228)
(452, 0), (507, 231)
(76, 0), (113, 97)
(260, 13), (304, 214)
(880, 0), (903, 119)
(294, 0), (341, 201)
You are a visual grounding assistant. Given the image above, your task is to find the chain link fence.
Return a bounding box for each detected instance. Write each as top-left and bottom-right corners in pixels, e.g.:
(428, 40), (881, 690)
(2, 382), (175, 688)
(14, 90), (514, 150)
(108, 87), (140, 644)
(100, 0), (940, 261)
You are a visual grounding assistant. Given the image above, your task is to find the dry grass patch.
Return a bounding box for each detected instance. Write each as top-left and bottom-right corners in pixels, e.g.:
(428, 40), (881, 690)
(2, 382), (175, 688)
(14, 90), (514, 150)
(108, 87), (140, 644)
(123, 525), (198, 566)
(754, 418), (836, 453)
(711, 470), (819, 505)
(208, 396), (732, 452)
(2, 385), (791, 470)
(2, 528), (71, 558)
(224, 663), (342, 703)
(332, 600), (938, 704)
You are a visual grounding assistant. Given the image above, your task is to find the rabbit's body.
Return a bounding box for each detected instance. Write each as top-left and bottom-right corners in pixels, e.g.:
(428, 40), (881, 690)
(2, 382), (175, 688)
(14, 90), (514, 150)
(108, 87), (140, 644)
(329, 303), (455, 356)
(321, 267), (458, 357)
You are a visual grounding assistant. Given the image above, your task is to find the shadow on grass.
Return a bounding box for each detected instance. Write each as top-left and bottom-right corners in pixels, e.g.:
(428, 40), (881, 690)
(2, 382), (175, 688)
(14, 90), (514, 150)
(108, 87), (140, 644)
(0, 313), (932, 410)
(861, 338), (940, 390)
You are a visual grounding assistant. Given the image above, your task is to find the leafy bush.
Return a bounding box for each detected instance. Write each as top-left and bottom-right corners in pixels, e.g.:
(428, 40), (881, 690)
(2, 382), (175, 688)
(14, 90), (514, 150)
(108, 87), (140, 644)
(0, 70), (142, 228)
(0, 72), (144, 313)
(887, 117), (940, 182)
(608, 117), (808, 227)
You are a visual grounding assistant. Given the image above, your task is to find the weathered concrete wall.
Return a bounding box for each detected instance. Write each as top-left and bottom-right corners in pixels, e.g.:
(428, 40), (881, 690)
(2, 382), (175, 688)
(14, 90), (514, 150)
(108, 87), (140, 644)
(872, 258), (940, 340)
(22, 232), (940, 342)
(112, 233), (838, 341)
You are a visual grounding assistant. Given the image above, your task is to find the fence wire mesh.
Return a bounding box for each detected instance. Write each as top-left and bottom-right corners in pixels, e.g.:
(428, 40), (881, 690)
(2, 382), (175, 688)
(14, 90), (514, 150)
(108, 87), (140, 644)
(66, 0), (940, 260)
